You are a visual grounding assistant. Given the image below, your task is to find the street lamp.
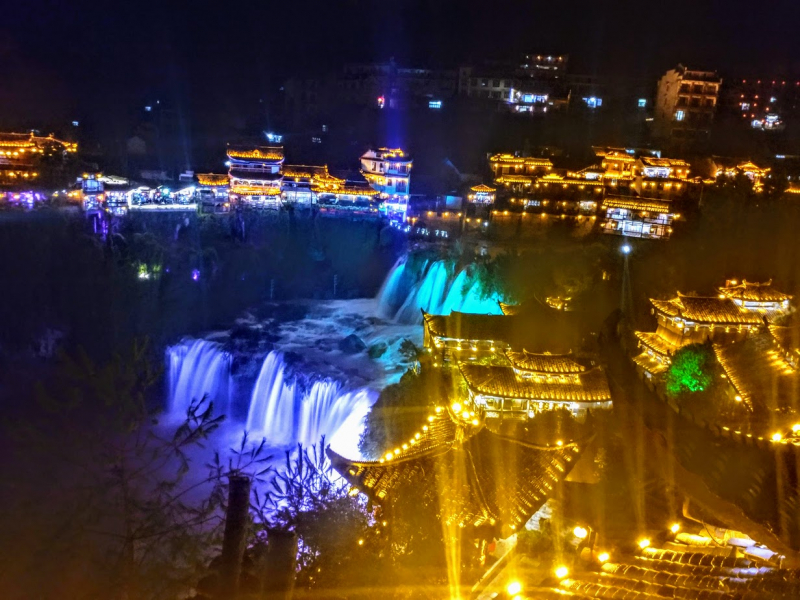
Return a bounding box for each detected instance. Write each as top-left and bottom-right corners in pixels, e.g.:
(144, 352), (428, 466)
(621, 243), (632, 255)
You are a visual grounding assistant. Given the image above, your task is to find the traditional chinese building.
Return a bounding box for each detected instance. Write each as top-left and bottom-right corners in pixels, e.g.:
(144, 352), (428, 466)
(422, 311), (521, 362)
(633, 293), (764, 377)
(717, 279), (792, 321)
(600, 151), (636, 181)
(281, 164), (344, 204)
(600, 196), (679, 239)
(329, 406), (584, 535)
(712, 159), (770, 190)
(360, 147), (412, 217)
(227, 146), (284, 208)
(459, 352), (612, 420)
(0, 132), (77, 186)
(467, 184), (496, 205)
(634, 157), (691, 180)
(489, 154), (553, 190)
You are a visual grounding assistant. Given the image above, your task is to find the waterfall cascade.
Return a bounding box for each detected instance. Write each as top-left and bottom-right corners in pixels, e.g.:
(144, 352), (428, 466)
(168, 345), (375, 449)
(167, 339), (232, 418)
(246, 351), (374, 447)
(377, 257), (504, 324)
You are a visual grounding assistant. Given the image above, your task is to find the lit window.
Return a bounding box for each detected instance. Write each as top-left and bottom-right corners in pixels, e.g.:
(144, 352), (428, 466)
(675, 110), (685, 121)
(428, 100), (442, 109)
(638, 98), (647, 108)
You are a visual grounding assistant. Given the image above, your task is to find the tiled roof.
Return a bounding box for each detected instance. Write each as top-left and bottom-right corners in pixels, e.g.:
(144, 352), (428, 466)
(632, 352), (669, 374)
(650, 298), (682, 317)
(540, 542), (800, 599)
(226, 146), (284, 161)
(651, 295), (763, 325)
(713, 333), (800, 418)
(635, 331), (680, 357)
(499, 302), (519, 316)
(470, 184), (496, 192)
(676, 294), (763, 324)
(505, 350), (585, 373)
(423, 312), (517, 344)
(494, 175), (534, 184)
(329, 410), (582, 531)
(339, 184), (379, 196)
(718, 280), (793, 302)
(282, 164), (343, 183)
(423, 309), (584, 354)
(196, 173), (229, 187)
(489, 154), (553, 167)
(602, 197), (673, 213)
(459, 364), (611, 403)
(769, 323), (800, 354)
(640, 156), (690, 168)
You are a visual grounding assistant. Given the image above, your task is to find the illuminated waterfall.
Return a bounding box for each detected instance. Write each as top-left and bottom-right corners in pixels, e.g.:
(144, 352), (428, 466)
(167, 339), (231, 417)
(246, 351), (375, 447)
(377, 257), (504, 324)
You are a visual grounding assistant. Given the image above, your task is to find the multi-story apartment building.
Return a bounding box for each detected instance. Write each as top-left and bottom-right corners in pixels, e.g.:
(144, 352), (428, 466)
(655, 65), (722, 142)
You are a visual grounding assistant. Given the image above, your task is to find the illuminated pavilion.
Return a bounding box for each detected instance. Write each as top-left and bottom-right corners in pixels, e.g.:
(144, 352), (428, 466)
(633, 291), (765, 378)
(329, 405), (585, 536)
(717, 279), (792, 321)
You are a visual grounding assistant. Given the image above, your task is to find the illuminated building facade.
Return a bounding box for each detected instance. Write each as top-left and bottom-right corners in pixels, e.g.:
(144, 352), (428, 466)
(490, 154), (553, 190)
(655, 65), (722, 142)
(227, 146), (284, 207)
(599, 151), (636, 181)
(0, 132), (77, 185)
(360, 148), (412, 217)
(635, 157), (690, 180)
(600, 197), (678, 239)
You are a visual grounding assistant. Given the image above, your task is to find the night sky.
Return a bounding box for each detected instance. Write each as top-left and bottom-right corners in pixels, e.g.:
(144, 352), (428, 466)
(2, 0), (799, 138)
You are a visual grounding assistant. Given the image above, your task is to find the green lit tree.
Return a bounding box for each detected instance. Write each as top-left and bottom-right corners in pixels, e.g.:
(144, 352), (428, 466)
(664, 343), (717, 396)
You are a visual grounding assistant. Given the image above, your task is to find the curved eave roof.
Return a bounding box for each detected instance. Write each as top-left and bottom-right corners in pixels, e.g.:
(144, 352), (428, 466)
(602, 198), (673, 213)
(505, 350), (585, 373)
(459, 363), (611, 403)
(635, 331), (679, 357)
(676, 294), (763, 325)
(718, 281), (793, 303)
